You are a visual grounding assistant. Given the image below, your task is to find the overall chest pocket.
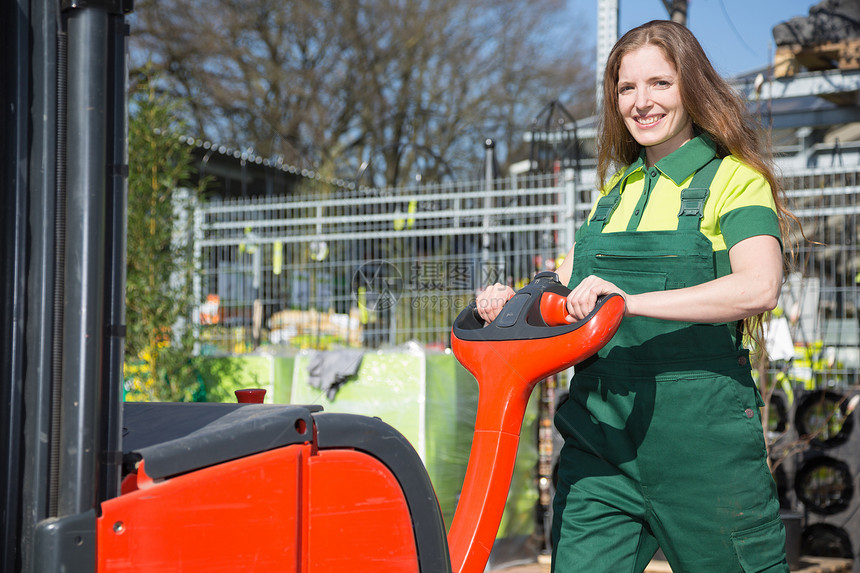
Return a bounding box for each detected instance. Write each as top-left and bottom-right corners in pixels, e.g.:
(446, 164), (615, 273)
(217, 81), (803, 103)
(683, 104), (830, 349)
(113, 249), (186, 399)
(594, 250), (713, 290)
(591, 266), (668, 294)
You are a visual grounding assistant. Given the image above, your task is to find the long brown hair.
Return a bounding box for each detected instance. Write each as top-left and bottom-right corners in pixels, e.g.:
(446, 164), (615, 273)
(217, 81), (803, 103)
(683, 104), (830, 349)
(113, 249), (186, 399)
(597, 19), (799, 343)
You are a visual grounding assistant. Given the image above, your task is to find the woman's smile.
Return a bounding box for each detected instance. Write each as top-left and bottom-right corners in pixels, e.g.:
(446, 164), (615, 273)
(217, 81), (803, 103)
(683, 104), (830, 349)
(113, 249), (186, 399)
(634, 114), (664, 126)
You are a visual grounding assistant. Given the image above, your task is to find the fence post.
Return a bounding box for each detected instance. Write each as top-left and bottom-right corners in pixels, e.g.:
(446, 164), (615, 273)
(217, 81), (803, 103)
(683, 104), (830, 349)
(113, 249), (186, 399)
(482, 139), (495, 285)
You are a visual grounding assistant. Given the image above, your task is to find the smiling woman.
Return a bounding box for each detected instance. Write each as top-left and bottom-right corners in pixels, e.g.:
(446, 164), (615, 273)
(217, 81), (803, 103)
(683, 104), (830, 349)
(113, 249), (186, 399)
(476, 19), (797, 573)
(549, 20), (793, 573)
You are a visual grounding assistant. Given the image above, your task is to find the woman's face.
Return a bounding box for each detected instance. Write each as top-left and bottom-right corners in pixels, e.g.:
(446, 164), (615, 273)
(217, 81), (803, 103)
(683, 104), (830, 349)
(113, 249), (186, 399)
(617, 44), (693, 166)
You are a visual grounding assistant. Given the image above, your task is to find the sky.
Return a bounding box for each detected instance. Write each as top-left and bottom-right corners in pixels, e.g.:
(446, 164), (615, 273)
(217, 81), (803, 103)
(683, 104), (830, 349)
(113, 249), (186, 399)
(576, 0), (821, 77)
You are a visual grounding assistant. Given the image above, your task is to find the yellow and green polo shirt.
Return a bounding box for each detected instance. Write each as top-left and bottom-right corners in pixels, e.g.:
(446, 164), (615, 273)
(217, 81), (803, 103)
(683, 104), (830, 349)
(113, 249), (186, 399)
(578, 133), (781, 255)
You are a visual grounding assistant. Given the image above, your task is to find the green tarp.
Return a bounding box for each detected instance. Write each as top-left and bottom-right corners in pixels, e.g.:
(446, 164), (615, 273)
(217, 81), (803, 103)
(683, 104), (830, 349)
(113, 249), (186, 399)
(195, 344), (540, 563)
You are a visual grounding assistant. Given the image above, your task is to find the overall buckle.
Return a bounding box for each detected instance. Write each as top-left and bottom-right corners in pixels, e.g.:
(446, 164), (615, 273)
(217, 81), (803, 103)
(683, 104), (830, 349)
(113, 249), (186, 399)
(678, 187), (709, 218)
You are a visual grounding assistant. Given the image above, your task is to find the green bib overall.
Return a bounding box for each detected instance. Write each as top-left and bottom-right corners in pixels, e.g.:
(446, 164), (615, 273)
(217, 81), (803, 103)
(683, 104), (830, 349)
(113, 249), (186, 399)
(551, 160), (788, 573)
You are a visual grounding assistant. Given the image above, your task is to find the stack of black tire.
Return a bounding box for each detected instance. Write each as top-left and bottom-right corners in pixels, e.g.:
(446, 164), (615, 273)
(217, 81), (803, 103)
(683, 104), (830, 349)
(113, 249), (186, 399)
(770, 387), (860, 571)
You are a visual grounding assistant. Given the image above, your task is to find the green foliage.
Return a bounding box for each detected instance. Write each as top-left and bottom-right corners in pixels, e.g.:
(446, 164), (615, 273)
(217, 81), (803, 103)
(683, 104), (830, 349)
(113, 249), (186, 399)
(124, 66), (208, 401)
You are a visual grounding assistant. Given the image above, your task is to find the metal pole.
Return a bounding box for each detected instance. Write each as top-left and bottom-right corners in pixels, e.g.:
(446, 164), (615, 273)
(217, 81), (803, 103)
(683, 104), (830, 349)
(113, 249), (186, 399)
(99, 10), (129, 503)
(596, 0), (619, 108)
(668, 0), (688, 25)
(481, 139), (494, 282)
(1, 1), (32, 569)
(58, 5), (109, 517)
(19, 0), (60, 569)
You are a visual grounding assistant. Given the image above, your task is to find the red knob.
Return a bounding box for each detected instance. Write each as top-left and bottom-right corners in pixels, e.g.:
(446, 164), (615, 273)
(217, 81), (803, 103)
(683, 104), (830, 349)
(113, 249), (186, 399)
(235, 389), (267, 403)
(540, 292), (570, 326)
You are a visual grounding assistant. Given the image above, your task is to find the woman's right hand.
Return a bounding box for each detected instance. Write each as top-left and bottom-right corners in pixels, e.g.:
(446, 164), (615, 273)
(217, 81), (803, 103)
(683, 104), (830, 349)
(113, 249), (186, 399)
(475, 283), (516, 324)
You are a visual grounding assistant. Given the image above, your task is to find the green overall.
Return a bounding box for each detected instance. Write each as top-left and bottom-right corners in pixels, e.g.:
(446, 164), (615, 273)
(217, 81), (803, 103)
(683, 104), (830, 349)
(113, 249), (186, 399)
(551, 158), (788, 573)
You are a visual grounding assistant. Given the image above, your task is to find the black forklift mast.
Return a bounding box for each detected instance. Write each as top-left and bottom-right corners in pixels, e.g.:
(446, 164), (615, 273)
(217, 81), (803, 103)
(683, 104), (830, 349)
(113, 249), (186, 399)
(1, 0), (133, 571)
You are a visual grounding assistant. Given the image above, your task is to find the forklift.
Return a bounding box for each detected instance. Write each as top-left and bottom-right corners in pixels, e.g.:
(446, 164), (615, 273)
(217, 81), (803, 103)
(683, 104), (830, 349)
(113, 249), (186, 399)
(0, 1), (624, 571)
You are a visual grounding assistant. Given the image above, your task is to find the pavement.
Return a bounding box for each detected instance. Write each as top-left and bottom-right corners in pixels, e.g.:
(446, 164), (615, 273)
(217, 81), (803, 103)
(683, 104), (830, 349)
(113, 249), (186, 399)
(487, 554), (853, 573)
(487, 554), (551, 573)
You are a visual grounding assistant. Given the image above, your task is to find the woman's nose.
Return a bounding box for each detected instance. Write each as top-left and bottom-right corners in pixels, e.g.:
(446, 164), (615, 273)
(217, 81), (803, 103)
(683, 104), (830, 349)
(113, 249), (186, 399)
(635, 88), (651, 110)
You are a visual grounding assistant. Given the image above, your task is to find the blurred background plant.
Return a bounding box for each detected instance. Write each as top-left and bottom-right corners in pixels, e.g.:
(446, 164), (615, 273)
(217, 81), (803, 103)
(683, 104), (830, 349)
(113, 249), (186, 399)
(124, 65), (211, 401)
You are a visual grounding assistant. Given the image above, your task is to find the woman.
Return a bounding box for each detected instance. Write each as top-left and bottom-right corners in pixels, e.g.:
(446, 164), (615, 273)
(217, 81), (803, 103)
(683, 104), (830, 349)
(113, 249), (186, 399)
(477, 20), (792, 573)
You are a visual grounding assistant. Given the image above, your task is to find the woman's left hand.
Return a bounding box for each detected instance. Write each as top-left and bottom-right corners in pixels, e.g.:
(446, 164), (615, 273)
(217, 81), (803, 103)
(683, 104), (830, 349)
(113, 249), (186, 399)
(566, 275), (628, 321)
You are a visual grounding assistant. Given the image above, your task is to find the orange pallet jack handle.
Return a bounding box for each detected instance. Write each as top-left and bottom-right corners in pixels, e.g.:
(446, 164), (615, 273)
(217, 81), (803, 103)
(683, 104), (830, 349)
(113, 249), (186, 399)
(448, 271), (624, 573)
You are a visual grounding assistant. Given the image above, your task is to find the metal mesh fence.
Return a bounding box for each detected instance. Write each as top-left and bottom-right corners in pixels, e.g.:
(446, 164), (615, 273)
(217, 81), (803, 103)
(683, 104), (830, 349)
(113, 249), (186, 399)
(193, 170), (594, 353)
(192, 164), (860, 390)
(774, 166), (860, 391)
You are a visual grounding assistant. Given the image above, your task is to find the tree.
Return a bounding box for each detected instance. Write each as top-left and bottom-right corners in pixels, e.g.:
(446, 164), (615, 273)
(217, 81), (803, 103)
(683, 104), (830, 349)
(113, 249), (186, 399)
(129, 0), (592, 186)
(124, 67), (208, 401)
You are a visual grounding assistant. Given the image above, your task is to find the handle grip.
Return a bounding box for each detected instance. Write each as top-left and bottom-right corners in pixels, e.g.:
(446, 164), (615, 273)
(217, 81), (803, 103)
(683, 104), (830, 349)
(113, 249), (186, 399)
(447, 272), (624, 573)
(540, 291), (570, 326)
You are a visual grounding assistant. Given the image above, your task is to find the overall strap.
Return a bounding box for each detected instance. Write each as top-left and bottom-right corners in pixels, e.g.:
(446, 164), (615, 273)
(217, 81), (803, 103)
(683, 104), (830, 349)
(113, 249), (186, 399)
(677, 157), (722, 231)
(589, 186), (621, 229)
(588, 164), (639, 229)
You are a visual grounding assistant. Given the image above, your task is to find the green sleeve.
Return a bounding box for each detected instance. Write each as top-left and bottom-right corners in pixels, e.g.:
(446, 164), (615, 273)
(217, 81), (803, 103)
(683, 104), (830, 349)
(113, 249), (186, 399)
(719, 205), (782, 251)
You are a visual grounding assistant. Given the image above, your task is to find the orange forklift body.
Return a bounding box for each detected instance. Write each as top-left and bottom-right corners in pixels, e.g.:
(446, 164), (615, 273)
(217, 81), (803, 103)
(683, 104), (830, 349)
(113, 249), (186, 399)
(97, 405), (448, 572)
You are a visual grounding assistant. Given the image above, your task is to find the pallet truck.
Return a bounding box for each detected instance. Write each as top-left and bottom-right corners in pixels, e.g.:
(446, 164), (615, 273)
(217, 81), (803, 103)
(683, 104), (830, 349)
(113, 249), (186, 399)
(0, 1), (623, 571)
(98, 274), (622, 572)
